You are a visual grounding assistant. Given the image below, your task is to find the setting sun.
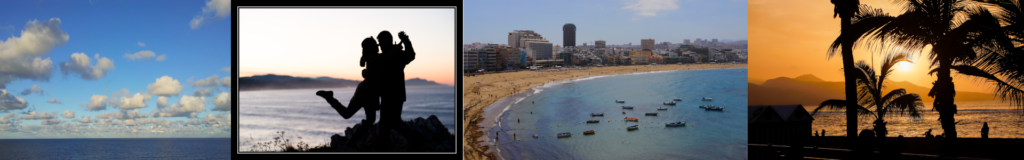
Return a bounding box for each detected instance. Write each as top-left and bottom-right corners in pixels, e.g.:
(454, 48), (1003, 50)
(896, 61), (913, 72)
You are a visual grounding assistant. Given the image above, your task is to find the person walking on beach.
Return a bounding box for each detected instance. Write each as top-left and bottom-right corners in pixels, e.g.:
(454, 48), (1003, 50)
(982, 122), (990, 141)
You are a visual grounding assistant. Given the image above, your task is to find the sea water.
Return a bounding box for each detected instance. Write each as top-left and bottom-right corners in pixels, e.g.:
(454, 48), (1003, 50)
(0, 138), (229, 159)
(806, 100), (1024, 138)
(239, 85), (455, 152)
(479, 67), (748, 160)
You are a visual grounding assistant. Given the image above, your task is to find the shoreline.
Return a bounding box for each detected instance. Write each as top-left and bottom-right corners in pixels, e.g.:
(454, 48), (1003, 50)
(461, 63), (748, 160)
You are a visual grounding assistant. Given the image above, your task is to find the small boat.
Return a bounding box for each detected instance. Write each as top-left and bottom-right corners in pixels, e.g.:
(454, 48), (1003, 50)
(705, 106), (725, 111)
(624, 117), (638, 122)
(622, 106), (634, 109)
(587, 120), (600, 123)
(702, 97), (713, 101)
(615, 100), (626, 103)
(622, 111), (626, 114)
(534, 134), (539, 138)
(645, 113), (658, 116)
(673, 98), (682, 101)
(591, 113), (604, 116)
(664, 101), (676, 105)
(583, 130), (595, 134)
(657, 107), (668, 110)
(665, 121), (686, 127)
(699, 105), (715, 108)
(627, 125), (639, 130)
(557, 132), (572, 138)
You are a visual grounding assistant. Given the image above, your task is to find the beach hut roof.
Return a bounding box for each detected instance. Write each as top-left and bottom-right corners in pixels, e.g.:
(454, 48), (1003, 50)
(748, 105), (813, 124)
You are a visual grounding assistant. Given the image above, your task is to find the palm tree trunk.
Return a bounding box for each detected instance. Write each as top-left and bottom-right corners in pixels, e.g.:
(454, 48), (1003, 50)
(934, 58), (957, 157)
(841, 16), (859, 148)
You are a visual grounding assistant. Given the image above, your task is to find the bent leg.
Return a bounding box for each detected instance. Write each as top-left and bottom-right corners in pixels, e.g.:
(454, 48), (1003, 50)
(348, 81), (379, 121)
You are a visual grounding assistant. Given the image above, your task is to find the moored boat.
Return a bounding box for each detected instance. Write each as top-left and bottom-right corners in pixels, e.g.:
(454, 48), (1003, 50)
(583, 130), (595, 134)
(645, 113), (658, 116)
(624, 117), (638, 121)
(663, 101), (676, 105)
(615, 100), (625, 103)
(665, 121), (686, 127)
(657, 107), (668, 110)
(673, 98), (682, 101)
(534, 134), (539, 138)
(587, 120), (600, 123)
(705, 106), (725, 111)
(627, 125), (639, 130)
(591, 113), (604, 116)
(622, 106), (634, 109)
(557, 132), (572, 138)
(702, 97), (713, 101)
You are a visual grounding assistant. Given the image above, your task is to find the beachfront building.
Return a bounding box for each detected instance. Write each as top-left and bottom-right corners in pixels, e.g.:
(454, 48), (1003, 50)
(527, 40), (553, 60)
(748, 105), (814, 146)
(509, 30), (545, 48)
(629, 49), (653, 65)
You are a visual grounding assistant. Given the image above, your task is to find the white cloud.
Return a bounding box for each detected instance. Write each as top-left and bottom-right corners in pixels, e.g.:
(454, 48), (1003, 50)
(0, 89), (28, 111)
(80, 95), (108, 111)
(115, 92), (152, 110)
(20, 84), (44, 95)
(95, 109), (148, 120)
(623, 0), (679, 17)
(47, 98), (61, 104)
(190, 0), (230, 29)
(61, 110), (74, 118)
(78, 116), (93, 123)
(193, 87), (211, 97)
(221, 67), (230, 72)
(212, 92), (230, 111)
(156, 54), (166, 61)
(20, 111), (55, 120)
(221, 77), (231, 87)
(191, 75), (220, 87)
(59, 53), (114, 80)
(41, 119), (62, 125)
(154, 95), (205, 118)
(147, 76), (183, 96)
(138, 42), (145, 47)
(157, 96), (169, 110)
(0, 18), (67, 87)
(124, 50), (156, 60)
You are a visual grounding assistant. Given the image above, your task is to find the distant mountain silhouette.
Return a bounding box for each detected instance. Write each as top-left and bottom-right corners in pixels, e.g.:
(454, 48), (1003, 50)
(239, 74), (445, 91)
(750, 74), (995, 106)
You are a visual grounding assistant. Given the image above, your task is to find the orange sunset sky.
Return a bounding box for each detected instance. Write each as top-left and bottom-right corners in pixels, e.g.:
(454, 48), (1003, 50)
(749, 0), (999, 93)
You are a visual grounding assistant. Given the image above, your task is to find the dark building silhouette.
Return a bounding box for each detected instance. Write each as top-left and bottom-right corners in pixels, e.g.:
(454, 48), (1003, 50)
(749, 105), (814, 146)
(563, 23), (575, 48)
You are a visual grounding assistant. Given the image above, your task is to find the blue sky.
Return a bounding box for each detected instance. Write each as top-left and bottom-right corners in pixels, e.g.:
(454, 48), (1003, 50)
(0, 0), (230, 138)
(465, 0), (748, 46)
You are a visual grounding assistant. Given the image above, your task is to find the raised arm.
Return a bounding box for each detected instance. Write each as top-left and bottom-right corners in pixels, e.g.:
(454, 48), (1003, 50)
(397, 31), (415, 65)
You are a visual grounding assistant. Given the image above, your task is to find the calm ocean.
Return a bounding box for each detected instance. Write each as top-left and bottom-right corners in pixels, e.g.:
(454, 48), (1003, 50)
(238, 85), (455, 152)
(479, 67), (748, 160)
(805, 100), (1024, 138)
(0, 138), (229, 159)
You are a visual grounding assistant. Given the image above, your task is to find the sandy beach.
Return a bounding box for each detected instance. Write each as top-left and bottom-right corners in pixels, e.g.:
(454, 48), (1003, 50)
(461, 63), (748, 160)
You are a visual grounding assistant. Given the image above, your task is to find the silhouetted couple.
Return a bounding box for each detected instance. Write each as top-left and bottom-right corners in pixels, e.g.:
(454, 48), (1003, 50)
(315, 30), (418, 150)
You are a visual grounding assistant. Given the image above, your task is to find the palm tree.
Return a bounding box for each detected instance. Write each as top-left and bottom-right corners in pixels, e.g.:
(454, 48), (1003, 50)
(852, 54), (925, 142)
(844, 0), (1024, 156)
(829, 0), (863, 144)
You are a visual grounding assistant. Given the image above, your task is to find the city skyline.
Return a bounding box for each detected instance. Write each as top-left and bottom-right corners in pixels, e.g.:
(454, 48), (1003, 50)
(465, 0), (748, 47)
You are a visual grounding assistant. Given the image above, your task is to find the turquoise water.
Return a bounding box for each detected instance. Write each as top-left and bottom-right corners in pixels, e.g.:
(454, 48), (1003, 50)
(480, 68), (748, 160)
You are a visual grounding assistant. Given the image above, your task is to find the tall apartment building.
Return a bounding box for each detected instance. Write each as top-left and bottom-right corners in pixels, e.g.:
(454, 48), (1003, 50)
(526, 40), (553, 60)
(641, 38), (655, 50)
(684, 39), (691, 44)
(595, 40), (606, 48)
(563, 23), (575, 48)
(508, 30), (544, 48)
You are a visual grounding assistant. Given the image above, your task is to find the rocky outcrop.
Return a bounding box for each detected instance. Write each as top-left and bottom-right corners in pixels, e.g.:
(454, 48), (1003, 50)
(327, 115), (455, 152)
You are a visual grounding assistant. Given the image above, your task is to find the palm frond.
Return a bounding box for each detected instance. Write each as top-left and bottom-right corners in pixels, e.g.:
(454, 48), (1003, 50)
(950, 65), (1024, 107)
(814, 99), (873, 116)
(884, 93), (926, 118)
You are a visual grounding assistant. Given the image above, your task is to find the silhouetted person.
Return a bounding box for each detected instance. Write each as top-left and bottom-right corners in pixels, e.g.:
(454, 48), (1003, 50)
(316, 37), (383, 148)
(822, 129), (826, 137)
(982, 122), (990, 141)
(849, 129), (876, 159)
(925, 129), (934, 138)
(376, 30), (420, 149)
